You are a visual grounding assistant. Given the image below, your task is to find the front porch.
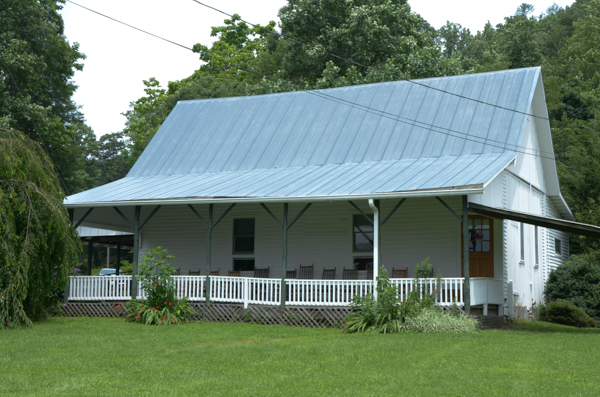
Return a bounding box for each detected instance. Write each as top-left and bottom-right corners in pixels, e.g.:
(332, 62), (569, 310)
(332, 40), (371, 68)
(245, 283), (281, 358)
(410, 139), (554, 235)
(67, 275), (503, 314)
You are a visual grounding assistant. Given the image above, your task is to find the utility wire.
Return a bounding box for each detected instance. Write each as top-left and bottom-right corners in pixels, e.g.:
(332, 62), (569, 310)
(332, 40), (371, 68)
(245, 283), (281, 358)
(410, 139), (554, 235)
(189, 0), (599, 134)
(66, 1), (194, 51)
(66, 0), (556, 161)
(0, 49), (71, 195)
(241, 66), (556, 160)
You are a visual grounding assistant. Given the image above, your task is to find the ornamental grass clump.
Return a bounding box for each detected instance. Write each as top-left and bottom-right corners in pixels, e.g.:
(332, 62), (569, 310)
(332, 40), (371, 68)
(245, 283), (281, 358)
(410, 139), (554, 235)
(125, 247), (195, 325)
(344, 259), (478, 334)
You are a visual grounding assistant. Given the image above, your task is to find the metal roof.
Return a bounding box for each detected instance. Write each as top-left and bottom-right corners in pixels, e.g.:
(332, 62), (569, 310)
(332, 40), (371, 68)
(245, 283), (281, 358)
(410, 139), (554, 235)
(65, 67), (541, 206)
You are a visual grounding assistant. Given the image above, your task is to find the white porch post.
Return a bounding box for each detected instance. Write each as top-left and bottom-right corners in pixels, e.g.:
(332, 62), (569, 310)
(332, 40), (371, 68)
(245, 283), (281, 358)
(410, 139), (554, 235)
(463, 195), (471, 314)
(368, 199), (379, 299)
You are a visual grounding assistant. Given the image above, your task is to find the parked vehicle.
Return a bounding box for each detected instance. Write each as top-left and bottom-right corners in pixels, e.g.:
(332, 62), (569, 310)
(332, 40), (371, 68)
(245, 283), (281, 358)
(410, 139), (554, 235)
(99, 268), (124, 276)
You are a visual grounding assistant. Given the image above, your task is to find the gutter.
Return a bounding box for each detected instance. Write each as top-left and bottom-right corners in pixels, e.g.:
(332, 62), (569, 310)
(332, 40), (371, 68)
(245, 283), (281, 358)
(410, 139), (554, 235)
(63, 185), (485, 208)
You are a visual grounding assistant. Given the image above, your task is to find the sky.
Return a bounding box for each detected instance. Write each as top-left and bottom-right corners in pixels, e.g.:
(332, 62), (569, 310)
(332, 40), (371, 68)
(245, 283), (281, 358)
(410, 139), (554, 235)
(60, 0), (575, 138)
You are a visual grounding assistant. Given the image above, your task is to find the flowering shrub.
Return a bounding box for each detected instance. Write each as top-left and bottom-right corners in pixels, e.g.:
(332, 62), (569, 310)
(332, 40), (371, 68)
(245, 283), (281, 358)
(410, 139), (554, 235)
(125, 247), (195, 325)
(344, 260), (476, 334)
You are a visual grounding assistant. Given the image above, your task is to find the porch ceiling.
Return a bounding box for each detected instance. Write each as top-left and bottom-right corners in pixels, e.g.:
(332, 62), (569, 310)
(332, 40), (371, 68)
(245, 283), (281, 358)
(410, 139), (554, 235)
(468, 202), (600, 238)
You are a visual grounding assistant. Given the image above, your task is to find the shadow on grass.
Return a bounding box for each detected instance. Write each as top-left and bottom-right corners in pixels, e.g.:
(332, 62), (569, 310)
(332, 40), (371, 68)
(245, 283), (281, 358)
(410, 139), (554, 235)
(510, 319), (600, 334)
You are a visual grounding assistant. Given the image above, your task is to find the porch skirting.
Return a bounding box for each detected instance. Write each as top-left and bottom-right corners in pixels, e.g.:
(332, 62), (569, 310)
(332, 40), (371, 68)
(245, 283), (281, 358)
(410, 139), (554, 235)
(60, 302), (351, 328)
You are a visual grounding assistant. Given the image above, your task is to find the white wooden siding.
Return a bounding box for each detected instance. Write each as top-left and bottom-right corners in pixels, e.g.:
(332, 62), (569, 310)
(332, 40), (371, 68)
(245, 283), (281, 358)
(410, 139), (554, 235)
(545, 198), (569, 281)
(480, 105), (571, 308)
(139, 197), (474, 280)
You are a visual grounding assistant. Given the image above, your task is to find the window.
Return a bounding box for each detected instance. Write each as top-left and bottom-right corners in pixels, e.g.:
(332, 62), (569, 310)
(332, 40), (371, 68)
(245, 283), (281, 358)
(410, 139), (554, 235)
(353, 214), (373, 252)
(520, 222), (525, 261)
(468, 217), (491, 252)
(555, 238), (562, 255)
(233, 258), (255, 271)
(353, 257), (373, 271)
(233, 218), (255, 254)
(535, 226), (539, 265)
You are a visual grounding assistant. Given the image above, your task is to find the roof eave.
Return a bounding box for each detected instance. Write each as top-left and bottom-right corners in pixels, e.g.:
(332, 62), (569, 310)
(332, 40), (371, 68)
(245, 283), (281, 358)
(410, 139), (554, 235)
(63, 185), (485, 208)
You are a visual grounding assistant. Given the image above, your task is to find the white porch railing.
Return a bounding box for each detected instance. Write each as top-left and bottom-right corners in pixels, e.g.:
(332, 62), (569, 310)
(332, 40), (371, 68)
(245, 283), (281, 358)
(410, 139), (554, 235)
(69, 275), (132, 301)
(390, 277), (464, 307)
(286, 279), (373, 306)
(68, 276), (500, 309)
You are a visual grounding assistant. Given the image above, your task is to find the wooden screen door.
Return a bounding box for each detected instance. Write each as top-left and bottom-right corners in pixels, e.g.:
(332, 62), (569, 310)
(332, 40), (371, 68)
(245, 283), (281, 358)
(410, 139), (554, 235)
(461, 216), (494, 278)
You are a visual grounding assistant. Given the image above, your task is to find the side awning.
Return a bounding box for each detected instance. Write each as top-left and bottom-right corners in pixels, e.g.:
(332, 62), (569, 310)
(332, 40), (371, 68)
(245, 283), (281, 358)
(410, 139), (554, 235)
(468, 202), (600, 238)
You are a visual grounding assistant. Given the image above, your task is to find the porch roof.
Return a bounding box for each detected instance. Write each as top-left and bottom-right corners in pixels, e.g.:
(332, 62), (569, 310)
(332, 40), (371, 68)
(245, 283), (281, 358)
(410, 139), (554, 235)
(65, 68), (540, 208)
(64, 152), (516, 207)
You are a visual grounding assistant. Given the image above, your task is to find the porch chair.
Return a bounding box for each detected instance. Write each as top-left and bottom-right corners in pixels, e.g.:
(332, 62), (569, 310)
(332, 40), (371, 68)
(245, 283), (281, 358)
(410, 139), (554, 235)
(322, 267), (336, 280)
(175, 267), (181, 275)
(392, 267), (408, 278)
(210, 269), (220, 276)
(286, 269), (297, 278)
(188, 269), (200, 275)
(298, 264), (314, 279)
(254, 267), (270, 278)
(228, 270), (241, 277)
(343, 267), (358, 280)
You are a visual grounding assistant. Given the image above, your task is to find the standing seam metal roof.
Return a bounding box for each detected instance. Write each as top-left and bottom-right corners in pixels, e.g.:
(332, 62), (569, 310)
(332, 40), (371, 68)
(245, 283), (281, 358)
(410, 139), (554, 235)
(65, 67), (541, 205)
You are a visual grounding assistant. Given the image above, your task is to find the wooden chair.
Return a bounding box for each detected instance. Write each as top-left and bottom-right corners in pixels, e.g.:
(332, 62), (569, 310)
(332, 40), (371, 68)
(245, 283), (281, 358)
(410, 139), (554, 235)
(228, 270), (241, 277)
(343, 267), (358, 280)
(254, 267), (270, 278)
(298, 264), (314, 279)
(286, 269), (297, 279)
(188, 269), (200, 275)
(322, 267), (336, 280)
(210, 269), (220, 276)
(175, 267), (181, 275)
(392, 267), (408, 278)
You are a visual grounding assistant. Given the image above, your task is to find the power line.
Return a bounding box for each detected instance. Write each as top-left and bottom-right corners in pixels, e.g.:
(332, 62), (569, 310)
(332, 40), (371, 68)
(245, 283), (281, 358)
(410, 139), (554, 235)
(66, 0), (556, 161)
(241, 66), (556, 160)
(0, 49), (71, 195)
(189, 0), (599, 135)
(66, 1), (194, 51)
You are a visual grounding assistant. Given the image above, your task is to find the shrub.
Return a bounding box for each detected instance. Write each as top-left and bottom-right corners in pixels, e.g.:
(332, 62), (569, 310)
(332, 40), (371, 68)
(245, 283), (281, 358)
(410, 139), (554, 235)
(544, 300), (597, 328)
(401, 308), (479, 333)
(344, 261), (476, 334)
(125, 247), (196, 325)
(544, 252), (600, 321)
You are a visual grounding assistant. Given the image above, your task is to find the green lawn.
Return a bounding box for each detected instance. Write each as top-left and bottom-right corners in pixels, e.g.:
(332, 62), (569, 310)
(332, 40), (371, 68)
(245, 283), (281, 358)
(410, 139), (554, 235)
(1, 318), (599, 396)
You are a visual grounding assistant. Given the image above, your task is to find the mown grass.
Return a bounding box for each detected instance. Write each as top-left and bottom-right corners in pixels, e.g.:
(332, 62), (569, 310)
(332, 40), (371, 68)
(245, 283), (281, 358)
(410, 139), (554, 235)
(1, 318), (599, 396)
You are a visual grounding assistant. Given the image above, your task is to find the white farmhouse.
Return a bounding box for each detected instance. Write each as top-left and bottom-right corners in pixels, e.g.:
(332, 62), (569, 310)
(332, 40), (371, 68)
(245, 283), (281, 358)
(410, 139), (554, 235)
(65, 67), (600, 316)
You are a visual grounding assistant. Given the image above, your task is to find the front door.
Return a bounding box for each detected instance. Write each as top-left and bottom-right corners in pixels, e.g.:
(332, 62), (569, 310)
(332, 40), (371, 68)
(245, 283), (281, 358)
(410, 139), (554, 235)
(461, 216), (494, 278)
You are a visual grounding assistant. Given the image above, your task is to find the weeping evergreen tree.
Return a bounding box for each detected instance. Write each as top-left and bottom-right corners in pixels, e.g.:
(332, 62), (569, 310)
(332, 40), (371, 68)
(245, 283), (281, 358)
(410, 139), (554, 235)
(0, 128), (80, 328)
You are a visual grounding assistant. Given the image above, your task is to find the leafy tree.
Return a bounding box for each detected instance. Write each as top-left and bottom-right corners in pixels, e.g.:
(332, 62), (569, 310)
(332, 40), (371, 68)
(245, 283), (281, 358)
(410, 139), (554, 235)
(192, 14), (277, 82)
(277, 0), (458, 86)
(120, 15), (277, 162)
(0, 0), (96, 194)
(0, 128), (80, 328)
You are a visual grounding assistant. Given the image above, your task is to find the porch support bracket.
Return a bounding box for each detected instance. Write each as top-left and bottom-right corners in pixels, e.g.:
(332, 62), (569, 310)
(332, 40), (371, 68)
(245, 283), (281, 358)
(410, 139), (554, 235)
(73, 208), (94, 229)
(435, 197), (462, 222)
(380, 198), (406, 226)
(261, 202), (313, 309)
(349, 199), (407, 226)
(188, 203), (236, 304)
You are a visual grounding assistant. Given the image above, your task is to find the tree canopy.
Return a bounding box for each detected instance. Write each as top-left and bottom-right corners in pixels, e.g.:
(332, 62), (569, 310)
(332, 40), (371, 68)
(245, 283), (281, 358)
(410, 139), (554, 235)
(0, 0), (97, 194)
(0, 128), (80, 328)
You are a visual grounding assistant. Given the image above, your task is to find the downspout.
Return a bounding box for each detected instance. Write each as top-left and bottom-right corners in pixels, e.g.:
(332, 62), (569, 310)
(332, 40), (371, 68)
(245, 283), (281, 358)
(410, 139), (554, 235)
(368, 199), (379, 299)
